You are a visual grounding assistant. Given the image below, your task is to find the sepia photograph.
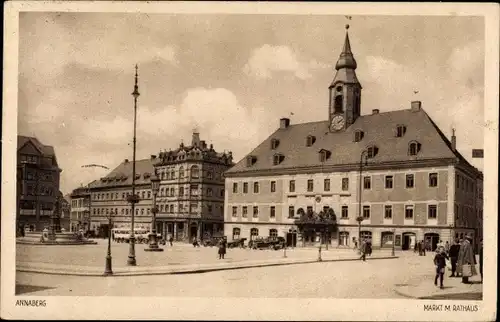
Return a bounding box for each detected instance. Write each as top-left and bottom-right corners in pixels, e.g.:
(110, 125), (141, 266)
(2, 2), (498, 321)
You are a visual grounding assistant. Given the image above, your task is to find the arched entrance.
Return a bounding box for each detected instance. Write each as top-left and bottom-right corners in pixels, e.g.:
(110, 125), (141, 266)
(424, 233), (440, 251)
(189, 222), (198, 241)
(401, 232), (416, 250)
(286, 229), (297, 247)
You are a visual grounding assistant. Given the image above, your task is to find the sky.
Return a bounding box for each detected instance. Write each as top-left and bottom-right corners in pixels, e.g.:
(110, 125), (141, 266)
(18, 13), (485, 194)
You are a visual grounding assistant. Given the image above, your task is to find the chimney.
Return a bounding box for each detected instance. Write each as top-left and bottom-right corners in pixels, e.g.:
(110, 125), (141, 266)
(451, 128), (456, 152)
(372, 109), (379, 115)
(124, 159), (129, 163)
(192, 131), (200, 147)
(280, 118), (290, 129)
(411, 101), (422, 112)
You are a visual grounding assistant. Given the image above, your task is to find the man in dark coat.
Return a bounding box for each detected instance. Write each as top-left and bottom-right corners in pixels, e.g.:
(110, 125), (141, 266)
(359, 239), (367, 261)
(434, 247), (449, 289)
(448, 239), (461, 277)
(457, 236), (477, 284)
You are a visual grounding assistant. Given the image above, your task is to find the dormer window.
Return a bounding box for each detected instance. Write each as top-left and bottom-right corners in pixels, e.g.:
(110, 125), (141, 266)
(354, 130), (364, 142)
(246, 155), (257, 167)
(366, 145), (379, 158)
(306, 135), (316, 147)
(271, 139), (280, 150)
(395, 125), (407, 137)
(273, 153), (285, 165)
(408, 141), (421, 156)
(319, 149), (331, 162)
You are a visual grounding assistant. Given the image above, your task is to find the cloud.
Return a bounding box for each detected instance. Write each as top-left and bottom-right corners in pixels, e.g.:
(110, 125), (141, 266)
(243, 45), (330, 80)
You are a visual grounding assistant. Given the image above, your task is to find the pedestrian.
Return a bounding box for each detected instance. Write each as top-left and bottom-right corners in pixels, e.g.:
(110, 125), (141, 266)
(414, 241), (418, 253)
(353, 238), (358, 251)
(479, 239), (483, 283)
(417, 241), (422, 256)
(169, 236), (174, 247)
(457, 235), (477, 284)
(434, 246), (448, 289)
(448, 239), (460, 277)
(359, 239), (367, 261)
(218, 237), (227, 259)
(444, 241), (450, 255)
(366, 238), (372, 256)
(192, 237), (200, 247)
(422, 240), (427, 256)
(436, 239), (444, 251)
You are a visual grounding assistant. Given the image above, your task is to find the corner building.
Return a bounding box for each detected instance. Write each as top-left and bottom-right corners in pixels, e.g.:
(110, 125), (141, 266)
(223, 26), (483, 251)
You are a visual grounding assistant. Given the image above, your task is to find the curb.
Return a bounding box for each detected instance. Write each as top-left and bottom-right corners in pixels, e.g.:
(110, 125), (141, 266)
(17, 256), (398, 277)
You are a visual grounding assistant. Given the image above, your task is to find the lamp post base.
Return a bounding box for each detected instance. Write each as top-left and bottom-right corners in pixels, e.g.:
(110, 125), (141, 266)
(104, 255), (113, 276)
(144, 232), (164, 252)
(127, 237), (137, 266)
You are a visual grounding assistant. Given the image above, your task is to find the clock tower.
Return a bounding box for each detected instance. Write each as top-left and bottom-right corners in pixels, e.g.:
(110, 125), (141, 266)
(328, 24), (362, 132)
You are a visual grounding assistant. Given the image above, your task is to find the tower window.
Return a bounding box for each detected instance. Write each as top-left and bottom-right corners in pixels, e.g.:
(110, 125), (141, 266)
(395, 125), (407, 137)
(408, 141), (421, 156)
(306, 135), (316, 147)
(334, 95), (343, 113)
(271, 139), (280, 150)
(336, 86), (342, 92)
(354, 130), (364, 142)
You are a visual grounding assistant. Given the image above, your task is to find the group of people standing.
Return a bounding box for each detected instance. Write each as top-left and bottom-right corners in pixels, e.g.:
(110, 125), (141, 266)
(433, 236), (483, 289)
(359, 238), (373, 261)
(414, 240), (430, 256)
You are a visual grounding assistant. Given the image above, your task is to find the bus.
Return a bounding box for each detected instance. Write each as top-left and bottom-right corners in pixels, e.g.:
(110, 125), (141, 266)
(111, 228), (159, 244)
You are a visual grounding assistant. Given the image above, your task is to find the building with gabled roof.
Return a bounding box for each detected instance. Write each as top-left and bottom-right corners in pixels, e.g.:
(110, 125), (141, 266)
(223, 25), (483, 251)
(17, 135), (62, 232)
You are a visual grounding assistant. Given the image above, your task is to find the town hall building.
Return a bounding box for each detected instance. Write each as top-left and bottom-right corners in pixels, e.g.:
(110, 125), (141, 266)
(223, 25), (483, 251)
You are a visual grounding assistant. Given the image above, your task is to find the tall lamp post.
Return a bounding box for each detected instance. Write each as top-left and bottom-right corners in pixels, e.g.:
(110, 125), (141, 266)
(126, 64), (140, 266)
(145, 172), (163, 252)
(356, 150), (369, 248)
(104, 210), (114, 276)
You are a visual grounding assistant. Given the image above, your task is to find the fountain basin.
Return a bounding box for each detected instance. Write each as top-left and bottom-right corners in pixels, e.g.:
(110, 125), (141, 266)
(17, 232), (97, 245)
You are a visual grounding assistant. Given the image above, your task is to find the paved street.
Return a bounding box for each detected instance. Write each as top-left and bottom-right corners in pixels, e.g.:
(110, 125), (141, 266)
(16, 248), (482, 299)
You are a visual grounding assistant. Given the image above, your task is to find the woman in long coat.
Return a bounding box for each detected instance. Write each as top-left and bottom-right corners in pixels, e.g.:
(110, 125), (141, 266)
(218, 237), (227, 259)
(457, 237), (477, 283)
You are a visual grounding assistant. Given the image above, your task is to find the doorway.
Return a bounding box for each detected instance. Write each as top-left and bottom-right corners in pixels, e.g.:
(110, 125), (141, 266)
(190, 224), (198, 241)
(424, 233), (440, 251)
(402, 232), (416, 250)
(286, 230), (297, 247)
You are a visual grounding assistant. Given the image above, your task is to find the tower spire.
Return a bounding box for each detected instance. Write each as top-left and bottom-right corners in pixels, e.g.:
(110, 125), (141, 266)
(335, 24), (357, 70)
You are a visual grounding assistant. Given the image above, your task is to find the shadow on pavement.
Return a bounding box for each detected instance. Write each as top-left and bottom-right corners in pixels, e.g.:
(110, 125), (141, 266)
(419, 292), (483, 300)
(16, 284), (55, 295)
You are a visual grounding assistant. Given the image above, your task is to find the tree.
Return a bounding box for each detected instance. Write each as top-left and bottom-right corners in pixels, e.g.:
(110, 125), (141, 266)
(294, 206), (338, 248)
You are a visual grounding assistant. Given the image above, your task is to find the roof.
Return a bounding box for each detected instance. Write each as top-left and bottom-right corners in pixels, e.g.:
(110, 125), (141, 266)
(227, 107), (472, 175)
(17, 135), (55, 156)
(88, 158), (154, 189)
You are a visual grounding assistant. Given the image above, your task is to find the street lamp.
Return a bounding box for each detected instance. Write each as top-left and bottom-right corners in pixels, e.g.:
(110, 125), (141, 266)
(391, 228), (396, 257)
(127, 64), (141, 266)
(104, 210), (114, 276)
(357, 150), (369, 248)
(145, 172), (163, 252)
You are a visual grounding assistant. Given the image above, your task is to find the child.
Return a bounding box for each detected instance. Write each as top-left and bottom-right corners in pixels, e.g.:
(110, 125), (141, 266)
(434, 247), (448, 289)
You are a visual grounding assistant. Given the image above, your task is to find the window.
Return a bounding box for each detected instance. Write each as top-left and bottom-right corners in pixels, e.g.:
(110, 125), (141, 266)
(232, 206), (237, 217)
(384, 205), (392, 219)
(208, 205), (213, 213)
(141, 208), (144, 215)
(220, 189), (225, 197)
(429, 173), (438, 187)
(233, 183), (238, 193)
(306, 135), (316, 147)
(121, 208), (124, 215)
(122, 193), (125, 199)
(269, 229), (278, 237)
(271, 139), (280, 150)
(171, 170), (176, 179)
(179, 187), (184, 196)
(242, 206), (248, 218)
(354, 130), (364, 142)
(207, 171), (213, 180)
(253, 182), (259, 193)
(396, 125), (407, 137)
(270, 206), (276, 219)
(428, 205), (437, 219)
(362, 206), (370, 219)
(207, 188), (213, 197)
(405, 205), (414, 219)
(250, 228), (259, 240)
(288, 206), (295, 218)
(147, 191), (151, 199)
(307, 179), (314, 192)
(406, 174), (414, 188)
(253, 206), (259, 218)
(319, 150), (331, 162)
(363, 176), (371, 189)
(232, 228), (241, 240)
(360, 231), (372, 240)
(179, 167), (185, 178)
(170, 205), (174, 213)
(367, 146), (378, 158)
(191, 166), (200, 178)
(289, 180), (295, 192)
(385, 176), (393, 189)
(341, 206), (348, 219)
(141, 191), (145, 199)
(408, 141), (420, 156)
(243, 182), (248, 193)
(324, 179), (331, 191)
(126, 209), (129, 215)
(271, 181), (276, 192)
(190, 185), (198, 196)
(342, 178), (349, 191)
(273, 154), (285, 165)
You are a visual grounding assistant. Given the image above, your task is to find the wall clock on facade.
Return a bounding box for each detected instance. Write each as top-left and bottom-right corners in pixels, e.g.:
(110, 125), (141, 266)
(330, 114), (345, 131)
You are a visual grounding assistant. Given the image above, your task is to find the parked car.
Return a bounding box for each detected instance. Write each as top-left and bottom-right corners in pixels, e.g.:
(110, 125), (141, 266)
(202, 233), (225, 247)
(227, 238), (247, 249)
(249, 237), (286, 250)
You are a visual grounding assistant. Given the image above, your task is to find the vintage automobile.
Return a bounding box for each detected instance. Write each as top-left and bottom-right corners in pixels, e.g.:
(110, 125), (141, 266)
(202, 233), (226, 247)
(112, 228), (161, 244)
(248, 237), (286, 250)
(227, 238), (247, 249)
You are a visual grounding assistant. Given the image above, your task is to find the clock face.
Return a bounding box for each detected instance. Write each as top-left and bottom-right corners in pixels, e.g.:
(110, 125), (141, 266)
(330, 115), (345, 131)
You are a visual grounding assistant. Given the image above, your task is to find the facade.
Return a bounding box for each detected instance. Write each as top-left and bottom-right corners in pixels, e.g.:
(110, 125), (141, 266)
(17, 135), (62, 231)
(60, 193), (71, 231)
(153, 131), (234, 241)
(223, 26), (483, 250)
(69, 186), (92, 233)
